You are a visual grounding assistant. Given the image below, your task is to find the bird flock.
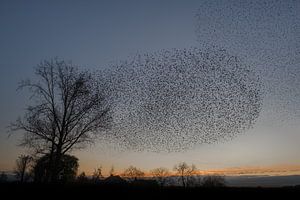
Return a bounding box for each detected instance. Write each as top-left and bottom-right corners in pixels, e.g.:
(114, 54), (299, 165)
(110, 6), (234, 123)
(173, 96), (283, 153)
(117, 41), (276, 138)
(101, 48), (263, 152)
(97, 0), (299, 152)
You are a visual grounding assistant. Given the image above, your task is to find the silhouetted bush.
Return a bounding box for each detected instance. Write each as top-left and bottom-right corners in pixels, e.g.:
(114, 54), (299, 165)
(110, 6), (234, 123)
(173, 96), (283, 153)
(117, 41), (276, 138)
(202, 175), (226, 187)
(77, 172), (89, 183)
(0, 172), (8, 183)
(33, 154), (78, 183)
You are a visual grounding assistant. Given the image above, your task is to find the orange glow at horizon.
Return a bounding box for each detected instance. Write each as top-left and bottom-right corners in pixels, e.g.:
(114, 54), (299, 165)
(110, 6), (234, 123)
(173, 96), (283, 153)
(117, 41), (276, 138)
(194, 165), (300, 176)
(79, 164), (300, 177)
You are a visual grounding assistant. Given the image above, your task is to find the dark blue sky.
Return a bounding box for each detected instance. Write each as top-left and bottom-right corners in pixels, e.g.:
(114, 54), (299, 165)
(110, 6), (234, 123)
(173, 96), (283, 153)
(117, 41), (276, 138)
(0, 0), (299, 175)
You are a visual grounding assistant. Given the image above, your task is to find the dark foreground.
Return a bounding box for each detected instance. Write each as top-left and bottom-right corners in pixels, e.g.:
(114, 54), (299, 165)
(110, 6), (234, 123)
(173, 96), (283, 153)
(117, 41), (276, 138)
(1, 183), (300, 199)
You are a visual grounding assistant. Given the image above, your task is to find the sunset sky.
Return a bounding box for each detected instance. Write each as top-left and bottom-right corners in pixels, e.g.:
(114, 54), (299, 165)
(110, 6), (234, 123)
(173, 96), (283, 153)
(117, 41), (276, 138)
(0, 0), (299, 176)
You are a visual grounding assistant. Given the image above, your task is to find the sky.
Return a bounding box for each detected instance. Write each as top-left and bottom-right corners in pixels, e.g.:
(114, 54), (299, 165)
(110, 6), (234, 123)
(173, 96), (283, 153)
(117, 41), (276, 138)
(0, 0), (299, 176)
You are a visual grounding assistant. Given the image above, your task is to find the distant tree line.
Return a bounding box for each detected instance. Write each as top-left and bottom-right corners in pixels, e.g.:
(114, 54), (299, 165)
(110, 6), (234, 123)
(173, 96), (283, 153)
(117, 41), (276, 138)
(12, 154), (225, 188)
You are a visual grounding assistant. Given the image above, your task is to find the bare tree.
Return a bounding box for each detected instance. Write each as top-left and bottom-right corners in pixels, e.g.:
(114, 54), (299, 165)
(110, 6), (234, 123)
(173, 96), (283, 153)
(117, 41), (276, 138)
(92, 166), (103, 183)
(14, 155), (32, 183)
(109, 165), (115, 176)
(10, 59), (111, 182)
(173, 162), (197, 187)
(150, 167), (170, 187)
(122, 166), (145, 181)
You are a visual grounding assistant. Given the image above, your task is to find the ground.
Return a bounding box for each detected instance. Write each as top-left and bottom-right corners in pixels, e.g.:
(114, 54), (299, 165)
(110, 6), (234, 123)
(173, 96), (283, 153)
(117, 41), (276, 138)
(1, 183), (300, 199)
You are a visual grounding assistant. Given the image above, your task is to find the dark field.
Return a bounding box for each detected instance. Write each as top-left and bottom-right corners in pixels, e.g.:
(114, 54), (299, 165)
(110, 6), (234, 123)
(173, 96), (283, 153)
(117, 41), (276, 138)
(1, 183), (300, 199)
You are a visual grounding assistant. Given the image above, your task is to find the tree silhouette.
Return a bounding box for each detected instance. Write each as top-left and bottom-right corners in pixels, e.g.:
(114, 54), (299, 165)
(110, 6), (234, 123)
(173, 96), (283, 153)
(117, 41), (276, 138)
(150, 167), (170, 187)
(33, 154), (78, 183)
(109, 166), (115, 176)
(122, 166), (145, 181)
(173, 162), (197, 187)
(92, 167), (103, 183)
(11, 59), (111, 182)
(14, 155), (32, 183)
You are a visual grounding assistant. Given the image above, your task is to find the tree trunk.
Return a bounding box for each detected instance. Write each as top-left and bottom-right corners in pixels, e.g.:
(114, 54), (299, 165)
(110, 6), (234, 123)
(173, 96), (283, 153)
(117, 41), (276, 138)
(51, 146), (62, 183)
(20, 169), (24, 183)
(46, 144), (55, 183)
(181, 174), (186, 187)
